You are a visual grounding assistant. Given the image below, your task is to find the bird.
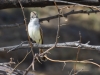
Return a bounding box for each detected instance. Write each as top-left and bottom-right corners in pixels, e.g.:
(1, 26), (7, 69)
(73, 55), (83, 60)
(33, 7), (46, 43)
(28, 11), (46, 61)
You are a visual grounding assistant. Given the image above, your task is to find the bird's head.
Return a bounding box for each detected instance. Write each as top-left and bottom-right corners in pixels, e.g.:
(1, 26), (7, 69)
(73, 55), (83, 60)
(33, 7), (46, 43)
(30, 11), (38, 19)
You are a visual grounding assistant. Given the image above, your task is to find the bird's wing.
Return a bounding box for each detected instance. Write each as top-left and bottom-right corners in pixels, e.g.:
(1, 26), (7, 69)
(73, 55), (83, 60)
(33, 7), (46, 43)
(40, 27), (43, 44)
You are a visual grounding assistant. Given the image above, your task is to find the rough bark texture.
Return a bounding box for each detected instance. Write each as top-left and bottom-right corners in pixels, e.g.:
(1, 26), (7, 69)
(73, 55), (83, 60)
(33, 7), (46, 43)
(0, 0), (100, 9)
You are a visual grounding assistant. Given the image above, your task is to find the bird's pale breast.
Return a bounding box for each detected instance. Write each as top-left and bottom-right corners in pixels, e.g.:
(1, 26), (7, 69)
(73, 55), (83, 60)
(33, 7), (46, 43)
(28, 25), (41, 44)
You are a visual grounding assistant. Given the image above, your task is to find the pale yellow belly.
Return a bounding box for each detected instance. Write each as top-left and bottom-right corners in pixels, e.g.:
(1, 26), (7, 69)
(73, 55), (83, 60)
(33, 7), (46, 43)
(28, 26), (42, 44)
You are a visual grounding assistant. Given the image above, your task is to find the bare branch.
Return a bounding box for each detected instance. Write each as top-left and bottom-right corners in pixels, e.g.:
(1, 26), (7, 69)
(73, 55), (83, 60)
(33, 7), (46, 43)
(74, 32), (82, 75)
(0, 65), (23, 75)
(38, 0), (62, 61)
(45, 55), (100, 68)
(0, 0), (100, 9)
(1, 41), (100, 52)
(1, 0), (100, 74)
(54, 0), (60, 45)
(0, 61), (34, 75)
(18, 0), (34, 54)
(10, 0), (34, 74)
(0, 9), (100, 28)
(40, 9), (100, 22)
(0, 23), (23, 28)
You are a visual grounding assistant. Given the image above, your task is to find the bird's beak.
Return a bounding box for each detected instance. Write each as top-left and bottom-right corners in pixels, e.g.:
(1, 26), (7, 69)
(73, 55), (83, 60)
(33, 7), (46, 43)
(30, 11), (37, 18)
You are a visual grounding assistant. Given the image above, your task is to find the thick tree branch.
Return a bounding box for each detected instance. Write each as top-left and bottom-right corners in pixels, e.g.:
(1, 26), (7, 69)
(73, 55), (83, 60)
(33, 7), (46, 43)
(0, 65), (23, 75)
(1, 41), (100, 52)
(0, 9), (100, 28)
(0, 0), (100, 9)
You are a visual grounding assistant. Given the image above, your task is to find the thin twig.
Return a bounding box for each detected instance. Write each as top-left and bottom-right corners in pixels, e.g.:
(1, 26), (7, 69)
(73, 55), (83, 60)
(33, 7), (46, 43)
(11, 50), (31, 73)
(72, 68), (83, 75)
(45, 55), (100, 68)
(18, 0), (35, 75)
(11, 0), (34, 74)
(74, 31), (82, 75)
(62, 62), (66, 71)
(18, 0), (33, 49)
(54, 0), (60, 45)
(23, 54), (38, 75)
(8, 41), (28, 53)
(39, 0), (61, 58)
(69, 68), (74, 75)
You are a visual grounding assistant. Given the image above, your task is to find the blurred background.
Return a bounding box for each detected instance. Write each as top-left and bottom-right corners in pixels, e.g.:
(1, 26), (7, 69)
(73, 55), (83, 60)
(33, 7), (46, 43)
(0, 6), (100, 75)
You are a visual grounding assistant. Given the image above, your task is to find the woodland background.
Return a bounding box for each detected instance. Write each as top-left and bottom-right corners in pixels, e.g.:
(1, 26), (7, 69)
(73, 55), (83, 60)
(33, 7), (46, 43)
(0, 1), (100, 75)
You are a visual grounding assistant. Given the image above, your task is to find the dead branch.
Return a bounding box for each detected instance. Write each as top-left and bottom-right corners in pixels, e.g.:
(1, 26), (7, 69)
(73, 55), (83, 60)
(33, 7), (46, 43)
(0, 61), (35, 75)
(18, 0), (33, 51)
(0, 23), (23, 28)
(0, 9), (100, 28)
(0, 41), (100, 52)
(39, 0), (64, 58)
(0, 0), (100, 74)
(74, 32), (82, 75)
(0, 65), (23, 75)
(0, 0), (100, 9)
(23, 1), (62, 74)
(10, 0), (35, 75)
(0, 59), (22, 75)
(44, 55), (100, 68)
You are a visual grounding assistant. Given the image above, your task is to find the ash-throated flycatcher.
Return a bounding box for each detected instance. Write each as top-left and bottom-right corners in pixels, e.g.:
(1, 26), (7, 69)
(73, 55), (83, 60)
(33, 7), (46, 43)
(28, 11), (46, 61)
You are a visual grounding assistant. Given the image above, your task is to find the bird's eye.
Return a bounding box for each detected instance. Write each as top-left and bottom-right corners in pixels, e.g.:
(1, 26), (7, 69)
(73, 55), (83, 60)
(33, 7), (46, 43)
(31, 16), (34, 18)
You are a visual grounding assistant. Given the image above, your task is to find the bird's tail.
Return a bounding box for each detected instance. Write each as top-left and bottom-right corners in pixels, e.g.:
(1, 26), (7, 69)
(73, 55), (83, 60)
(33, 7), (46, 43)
(39, 49), (46, 61)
